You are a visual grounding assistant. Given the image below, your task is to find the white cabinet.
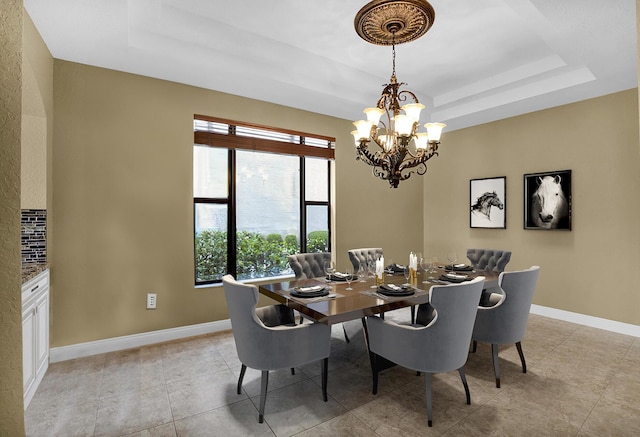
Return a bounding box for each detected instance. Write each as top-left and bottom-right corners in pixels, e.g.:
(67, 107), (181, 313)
(22, 269), (49, 409)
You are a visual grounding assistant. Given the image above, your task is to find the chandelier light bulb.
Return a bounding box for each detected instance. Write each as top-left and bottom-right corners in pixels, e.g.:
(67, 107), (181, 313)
(425, 122), (446, 142)
(378, 134), (393, 151)
(394, 114), (414, 137)
(414, 132), (429, 150)
(353, 120), (373, 140)
(351, 130), (360, 146)
(401, 103), (425, 123)
(364, 107), (384, 125)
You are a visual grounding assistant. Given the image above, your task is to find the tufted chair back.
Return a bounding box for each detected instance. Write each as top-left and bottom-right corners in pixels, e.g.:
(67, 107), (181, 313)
(347, 248), (384, 271)
(288, 252), (331, 279)
(466, 249), (512, 272)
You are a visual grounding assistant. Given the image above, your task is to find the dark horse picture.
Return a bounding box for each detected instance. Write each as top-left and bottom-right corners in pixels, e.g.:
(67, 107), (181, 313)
(524, 170), (572, 230)
(470, 177), (506, 228)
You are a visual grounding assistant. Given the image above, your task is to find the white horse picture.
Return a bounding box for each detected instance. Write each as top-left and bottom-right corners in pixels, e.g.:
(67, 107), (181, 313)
(525, 171), (571, 230)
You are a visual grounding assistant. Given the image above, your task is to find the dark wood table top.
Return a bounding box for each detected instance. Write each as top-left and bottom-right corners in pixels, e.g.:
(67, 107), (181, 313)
(258, 267), (499, 325)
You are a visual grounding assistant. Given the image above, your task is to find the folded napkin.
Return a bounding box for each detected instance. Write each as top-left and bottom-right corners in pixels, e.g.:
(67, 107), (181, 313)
(386, 263), (405, 273)
(377, 283), (415, 296)
(449, 263), (473, 271)
(293, 285), (327, 293)
(327, 272), (352, 281)
(440, 273), (472, 283)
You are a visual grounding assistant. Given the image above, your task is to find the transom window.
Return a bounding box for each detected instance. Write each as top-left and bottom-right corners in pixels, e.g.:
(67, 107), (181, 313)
(193, 115), (335, 285)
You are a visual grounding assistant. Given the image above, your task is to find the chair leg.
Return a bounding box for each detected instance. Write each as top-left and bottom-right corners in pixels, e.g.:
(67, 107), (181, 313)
(458, 367), (471, 405)
(342, 324), (350, 343)
(321, 357), (328, 402)
(291, 368), (295, 375)
(471, 340), (477, 353)
(258, 370), (269, 423)
(491, 343), (501, 388)
(516, 341), (527, 373)
(424, 372), (433, 427)
(411, 305), (416, 324)
(237, 364), (247, 395)
(371, 352), (379, 395)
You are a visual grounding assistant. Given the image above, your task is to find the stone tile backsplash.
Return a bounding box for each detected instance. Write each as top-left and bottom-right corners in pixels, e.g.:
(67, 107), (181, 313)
(21, 209), (47, 264)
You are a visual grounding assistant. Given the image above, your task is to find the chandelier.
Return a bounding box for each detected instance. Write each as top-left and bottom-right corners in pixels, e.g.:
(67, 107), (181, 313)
(351, 0), (445, 188)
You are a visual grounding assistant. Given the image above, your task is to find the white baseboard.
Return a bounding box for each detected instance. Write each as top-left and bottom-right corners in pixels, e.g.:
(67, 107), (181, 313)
(530, 304), (640, 337)
(49, 319), (232, 363)
(49, 306), (639, 363)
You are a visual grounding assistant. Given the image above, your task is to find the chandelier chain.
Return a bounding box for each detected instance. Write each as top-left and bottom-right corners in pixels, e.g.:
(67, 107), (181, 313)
(391, 32), (396, 78)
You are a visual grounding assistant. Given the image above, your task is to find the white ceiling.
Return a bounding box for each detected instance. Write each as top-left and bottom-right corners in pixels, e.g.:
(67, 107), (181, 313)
(25, 0), (638, 131)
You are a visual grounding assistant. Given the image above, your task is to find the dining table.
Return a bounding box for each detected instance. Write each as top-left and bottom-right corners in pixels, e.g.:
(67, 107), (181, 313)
(258, 265), (499, 326)
(259, 265), (499, 373)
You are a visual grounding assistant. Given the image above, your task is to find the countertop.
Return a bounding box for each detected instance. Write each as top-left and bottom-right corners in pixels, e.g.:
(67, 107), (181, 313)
(22, 263), (49, 284)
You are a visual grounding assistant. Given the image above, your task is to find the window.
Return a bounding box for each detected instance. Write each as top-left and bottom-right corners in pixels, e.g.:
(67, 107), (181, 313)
(193, 115), (334, 285)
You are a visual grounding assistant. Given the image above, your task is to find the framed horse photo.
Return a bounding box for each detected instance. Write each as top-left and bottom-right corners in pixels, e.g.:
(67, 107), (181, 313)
(470, 176), (506, 229)
(524, 169), (572, 231)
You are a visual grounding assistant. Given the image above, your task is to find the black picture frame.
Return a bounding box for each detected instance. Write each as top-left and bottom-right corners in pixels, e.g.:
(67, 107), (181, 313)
(524, 170), (572, 230)
(470, 176), (506, 229)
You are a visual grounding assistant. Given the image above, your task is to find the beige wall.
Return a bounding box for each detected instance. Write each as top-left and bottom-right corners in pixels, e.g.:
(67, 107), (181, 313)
(21, 13), (52, 209)
(424, 90), (640, 325)
(0, 1), (26, 433)
(51, 60), (423, 346)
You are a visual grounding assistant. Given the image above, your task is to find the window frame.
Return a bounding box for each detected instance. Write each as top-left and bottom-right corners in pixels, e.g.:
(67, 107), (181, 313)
(193, 115), (334, 286)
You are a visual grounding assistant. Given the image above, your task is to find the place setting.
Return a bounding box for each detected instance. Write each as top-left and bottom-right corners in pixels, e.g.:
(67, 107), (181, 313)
(289, 285), (330, 298)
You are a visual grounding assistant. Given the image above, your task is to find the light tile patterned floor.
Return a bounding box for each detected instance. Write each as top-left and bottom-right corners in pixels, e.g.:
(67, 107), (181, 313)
(25, 313), (640, 436)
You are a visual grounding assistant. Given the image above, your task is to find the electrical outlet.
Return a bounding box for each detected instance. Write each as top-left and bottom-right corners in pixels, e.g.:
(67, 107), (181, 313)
(146, 293), (157, 310)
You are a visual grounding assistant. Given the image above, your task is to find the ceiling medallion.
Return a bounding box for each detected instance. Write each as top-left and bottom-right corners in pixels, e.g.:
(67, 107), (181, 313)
(354, 0), (436, 45)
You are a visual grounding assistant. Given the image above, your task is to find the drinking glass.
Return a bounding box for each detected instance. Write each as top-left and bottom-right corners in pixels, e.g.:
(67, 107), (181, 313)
(345, 266), (353, 290)
(421, 257), (430, 283)
(324, 261), (335, 280)
(386, 258), (394, 276)
(367, 257), (376, 278)
(428, 256), (437, 279)
(358, 264), (367, 282)
(369, 259), (378, 288)
(447, 252), (457, 271)
(403, 266), (411, 286)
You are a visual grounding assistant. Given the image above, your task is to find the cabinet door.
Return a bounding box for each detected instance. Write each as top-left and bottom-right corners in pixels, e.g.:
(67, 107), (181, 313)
(35, 291), (49, 374)
(22, 305), (36, 394)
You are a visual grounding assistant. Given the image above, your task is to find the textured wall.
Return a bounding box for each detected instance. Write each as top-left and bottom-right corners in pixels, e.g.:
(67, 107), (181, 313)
(0, 1), (26, 434)
(21, 11), (51, 210)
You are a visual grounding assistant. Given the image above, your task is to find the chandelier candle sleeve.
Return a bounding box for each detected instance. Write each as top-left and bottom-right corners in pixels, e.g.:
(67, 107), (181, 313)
(376, 256), (385, 286)
(409, 252), (418, 286)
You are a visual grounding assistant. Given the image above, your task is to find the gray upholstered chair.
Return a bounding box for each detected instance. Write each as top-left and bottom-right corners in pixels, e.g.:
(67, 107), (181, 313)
(287, 252), (331, 279)
(287, 252), (351, 342)
(471, 266), (540, 388)
(467, 248), (512, 306)
(367, 276), (485, 427)
(222, 274), (331, 423)
(348, 247), (384, 272)
(348, 247), (419, 323)
(466, 248), (512, 272)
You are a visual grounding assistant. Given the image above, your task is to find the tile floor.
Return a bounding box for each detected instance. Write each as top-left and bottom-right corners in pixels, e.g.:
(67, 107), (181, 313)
(25, 312), (640, 436)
